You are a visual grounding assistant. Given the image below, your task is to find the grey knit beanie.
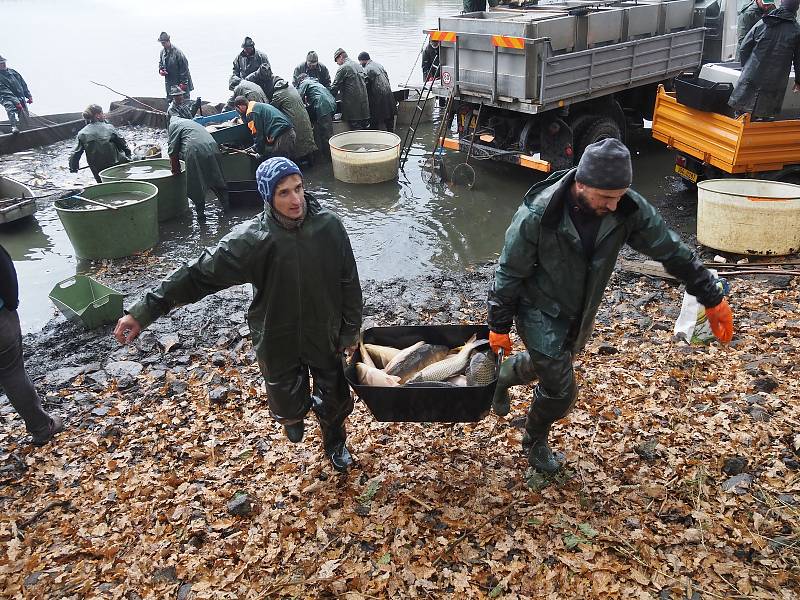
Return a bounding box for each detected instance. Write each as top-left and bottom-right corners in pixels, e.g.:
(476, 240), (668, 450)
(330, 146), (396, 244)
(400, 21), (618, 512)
(575, 138), (632, 190)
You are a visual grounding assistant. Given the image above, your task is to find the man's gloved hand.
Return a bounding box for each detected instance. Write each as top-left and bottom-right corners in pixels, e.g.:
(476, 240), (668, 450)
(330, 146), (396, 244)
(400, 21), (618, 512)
(159, 68), (168, 76)
(178, 83), (187, 92)
(169, 155), (181, 176)
(706, 298), (733, 344)
(15, 102), (23, 111)
(489, 331), (512, 356)
(26, 96), (33, 104)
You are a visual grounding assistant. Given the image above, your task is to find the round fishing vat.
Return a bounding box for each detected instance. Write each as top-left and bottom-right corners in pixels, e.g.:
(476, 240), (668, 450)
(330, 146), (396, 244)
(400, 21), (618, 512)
(55, 181), (159, 259)
(100, 158), (187, 221)
(697, 179), (800, 255)
(329, 130), (401, 184)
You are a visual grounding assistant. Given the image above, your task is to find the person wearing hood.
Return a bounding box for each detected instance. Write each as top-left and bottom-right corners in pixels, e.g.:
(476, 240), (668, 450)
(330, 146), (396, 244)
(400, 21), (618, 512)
(0, 55), (32, 135)
(737, 0), (776, 56)
(1, 243), (64, 446)
(113, 157), (363, 473)
(421, 40), (440, 81)
(331, 48), (370, 130)
(166, 85), (196, 120)
(297, 74), (337, 158)
(68, 104), (131, 183)
(488, 139), (733, 474)
(245, 63), (276, 100)
(225, 75), (267, 111)
(268, 75), (317, 162)
(167, 117), (229, 218)
(292, 51), (331, 89)
(158, 32), (193, 103)
(233, 36), (271, 80)
(358, 52), (397, 132)
(234, 96), (296, 160)
(729, 0), (800, 119)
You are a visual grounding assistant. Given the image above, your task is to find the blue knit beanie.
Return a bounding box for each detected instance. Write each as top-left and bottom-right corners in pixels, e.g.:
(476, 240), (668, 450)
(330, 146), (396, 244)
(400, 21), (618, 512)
(256, 157), (302, 204)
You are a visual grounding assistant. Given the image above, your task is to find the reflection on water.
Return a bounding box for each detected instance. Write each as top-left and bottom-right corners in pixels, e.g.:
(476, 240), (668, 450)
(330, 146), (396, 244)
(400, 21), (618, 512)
(0, 0), (684, 333)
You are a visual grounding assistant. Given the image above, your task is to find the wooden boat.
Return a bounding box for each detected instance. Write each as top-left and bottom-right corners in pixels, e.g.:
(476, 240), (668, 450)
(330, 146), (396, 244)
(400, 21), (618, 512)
(0, 175), (36, 224)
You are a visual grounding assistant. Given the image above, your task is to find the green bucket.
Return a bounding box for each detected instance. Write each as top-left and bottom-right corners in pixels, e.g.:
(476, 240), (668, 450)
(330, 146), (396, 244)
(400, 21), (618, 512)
(99, 158), (188, 221)
(48, 275), (123, 329)
(54, 181), (159, 259)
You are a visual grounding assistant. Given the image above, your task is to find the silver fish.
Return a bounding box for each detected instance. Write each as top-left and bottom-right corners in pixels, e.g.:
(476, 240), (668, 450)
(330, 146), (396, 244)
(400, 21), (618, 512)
(447, 374), (468, 387)
(383, 341), (424, 373)
(465, 350), (496, 386)
(355, 363), (400, 387)
(359, 338), (376, 369)
(385, 343), (450, 384)
(406, 335), (488, 383)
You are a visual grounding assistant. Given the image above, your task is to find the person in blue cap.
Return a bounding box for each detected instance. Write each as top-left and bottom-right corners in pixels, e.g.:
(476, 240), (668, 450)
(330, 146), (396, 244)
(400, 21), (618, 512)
(113, 158), (363, 473)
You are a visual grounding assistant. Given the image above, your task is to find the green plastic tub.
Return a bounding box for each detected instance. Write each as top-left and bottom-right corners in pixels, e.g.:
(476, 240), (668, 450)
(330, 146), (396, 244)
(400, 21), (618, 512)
(99, 158), (188, 221)
(220, 150), (259, 182)
(49, 275), (123, 329)
(55, 181), (159, 259)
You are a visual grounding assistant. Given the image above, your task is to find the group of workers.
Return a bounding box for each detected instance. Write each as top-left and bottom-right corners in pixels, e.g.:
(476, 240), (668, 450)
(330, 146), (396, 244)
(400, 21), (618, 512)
(62, 33), (400, 219)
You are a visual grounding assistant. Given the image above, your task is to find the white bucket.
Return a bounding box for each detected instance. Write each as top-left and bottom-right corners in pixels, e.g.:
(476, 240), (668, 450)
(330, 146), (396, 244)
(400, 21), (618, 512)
(697, 178), (800, 255)
(329, 130), (401, 184)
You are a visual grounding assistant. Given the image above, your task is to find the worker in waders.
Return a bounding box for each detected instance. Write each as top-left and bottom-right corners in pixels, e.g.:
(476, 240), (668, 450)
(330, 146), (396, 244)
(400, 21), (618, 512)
(167, 116), (228, 218)
(234, 97), (296, 161)
(488, 139), (734, 474)
(233, 36), (271, 81)
(331, 49), (370, 130)
(292, 51), (331, 89)
(357, 52), (396, 132)
(68, 104), (131, 183)
(114, 157), (363, 472)
(166, 85), (197, 121)
(0, 55), (32, 135)
(297, 74), (337, 159)
(158, 32), (193, 106)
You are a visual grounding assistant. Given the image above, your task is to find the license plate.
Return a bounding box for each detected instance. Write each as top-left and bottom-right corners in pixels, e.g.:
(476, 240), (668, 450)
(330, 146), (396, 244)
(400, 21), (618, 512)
(675, 164), (698, 183)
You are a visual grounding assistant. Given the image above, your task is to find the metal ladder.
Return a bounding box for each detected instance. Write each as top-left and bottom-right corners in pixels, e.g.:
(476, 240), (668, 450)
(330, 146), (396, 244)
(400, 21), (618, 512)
(399, 60), (441, 170)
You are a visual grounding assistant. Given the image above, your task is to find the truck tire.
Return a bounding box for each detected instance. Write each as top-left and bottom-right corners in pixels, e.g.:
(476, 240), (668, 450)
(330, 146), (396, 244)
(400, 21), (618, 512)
(570, 115), (623, 159)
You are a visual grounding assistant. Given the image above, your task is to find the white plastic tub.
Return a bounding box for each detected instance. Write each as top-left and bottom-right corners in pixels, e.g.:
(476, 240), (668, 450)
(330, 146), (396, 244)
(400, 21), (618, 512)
(697, 179), (800, 255)
(329, 130), (401, 184)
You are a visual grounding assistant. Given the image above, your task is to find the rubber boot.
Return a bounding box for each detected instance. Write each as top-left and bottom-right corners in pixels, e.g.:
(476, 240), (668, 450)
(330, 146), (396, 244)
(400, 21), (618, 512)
(283, 420), (305, 443)
(311, 395), (354, 473)
(527, 433), (564, 474)
(491, 356), (523, 417)
(9, 111), (19, 135)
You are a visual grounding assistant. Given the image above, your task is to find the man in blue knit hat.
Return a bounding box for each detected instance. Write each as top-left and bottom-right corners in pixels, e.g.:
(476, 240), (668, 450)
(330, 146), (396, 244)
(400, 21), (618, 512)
(113, 157), (363, 472)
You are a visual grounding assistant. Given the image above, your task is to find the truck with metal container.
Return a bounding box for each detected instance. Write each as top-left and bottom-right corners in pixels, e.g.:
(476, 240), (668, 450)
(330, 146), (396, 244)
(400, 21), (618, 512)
(425, 0), (738, 173)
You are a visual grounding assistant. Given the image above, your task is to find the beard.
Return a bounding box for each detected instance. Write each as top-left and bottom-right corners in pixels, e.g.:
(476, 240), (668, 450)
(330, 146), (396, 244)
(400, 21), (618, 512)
(574, 189), (609, 217)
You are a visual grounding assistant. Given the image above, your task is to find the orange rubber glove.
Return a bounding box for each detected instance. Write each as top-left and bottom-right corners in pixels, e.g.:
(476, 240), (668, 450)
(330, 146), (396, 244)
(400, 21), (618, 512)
(489, 331), (512, 356)
(706, 298), (733, 344)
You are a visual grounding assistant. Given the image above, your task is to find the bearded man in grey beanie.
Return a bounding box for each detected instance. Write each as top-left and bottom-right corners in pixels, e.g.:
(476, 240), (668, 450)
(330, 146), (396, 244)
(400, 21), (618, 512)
(487, 139), (734, 473)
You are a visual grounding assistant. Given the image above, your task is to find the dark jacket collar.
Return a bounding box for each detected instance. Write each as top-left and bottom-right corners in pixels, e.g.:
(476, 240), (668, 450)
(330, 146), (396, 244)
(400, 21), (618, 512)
(539, 168), (638, 229)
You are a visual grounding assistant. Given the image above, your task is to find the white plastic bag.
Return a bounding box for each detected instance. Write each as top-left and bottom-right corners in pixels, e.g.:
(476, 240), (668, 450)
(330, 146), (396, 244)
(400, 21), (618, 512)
(673, 270), (726, 345)
(673, 289), (715, 344)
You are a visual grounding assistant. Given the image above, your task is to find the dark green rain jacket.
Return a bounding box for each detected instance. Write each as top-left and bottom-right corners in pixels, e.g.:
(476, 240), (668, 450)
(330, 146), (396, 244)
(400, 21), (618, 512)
(298, 79), (337, 119)
(488, 169), (723, 358)
(270, 77), (317, 158)
(159, 45), (194, 97)
(167, 118), (226, 204)
(245, 101), (293, 155)
(68, 121), (131, 176)
(330, 59), (370, 122)
(362, 61), (396, 122)
(128, 194), (363, 375)
(0, 68), (30, 103)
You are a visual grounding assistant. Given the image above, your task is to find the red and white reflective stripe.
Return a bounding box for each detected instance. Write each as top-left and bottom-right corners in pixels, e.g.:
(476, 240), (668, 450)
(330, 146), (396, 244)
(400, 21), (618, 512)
(491, 35), (525, 49)
(430, 30), (457, 42)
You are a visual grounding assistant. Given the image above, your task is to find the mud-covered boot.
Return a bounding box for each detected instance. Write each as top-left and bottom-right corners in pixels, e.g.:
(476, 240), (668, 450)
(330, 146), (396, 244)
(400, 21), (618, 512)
(283, 420), (305, 443)
(527, 433), (564, 474)
(491, 358), (517, 417)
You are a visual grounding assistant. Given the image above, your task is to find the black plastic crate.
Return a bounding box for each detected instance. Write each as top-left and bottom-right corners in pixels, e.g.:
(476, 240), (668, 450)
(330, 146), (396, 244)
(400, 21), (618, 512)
(228, 180), (262, 207)
(344, 325), (497, 422)
(674, 76), (733, 113)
